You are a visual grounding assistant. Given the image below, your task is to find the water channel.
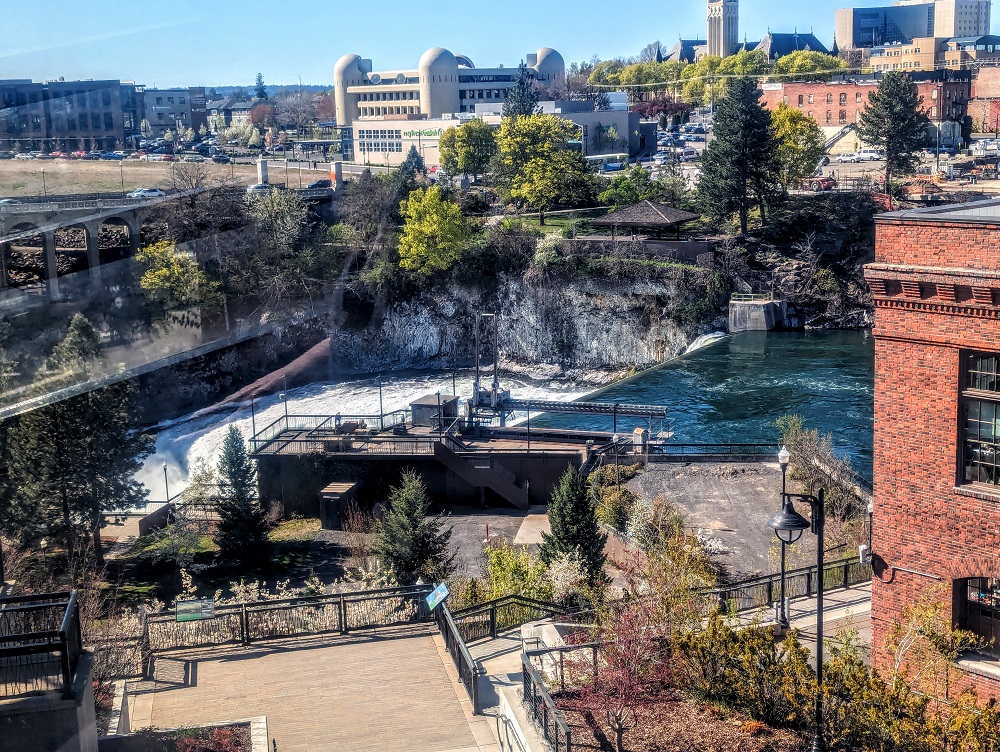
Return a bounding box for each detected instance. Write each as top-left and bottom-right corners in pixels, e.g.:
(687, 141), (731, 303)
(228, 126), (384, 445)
(138, 329), (875, 498)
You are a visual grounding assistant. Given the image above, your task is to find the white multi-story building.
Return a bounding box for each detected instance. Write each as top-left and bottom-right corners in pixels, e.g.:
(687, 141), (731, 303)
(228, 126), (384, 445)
(333, 47), (565, 128)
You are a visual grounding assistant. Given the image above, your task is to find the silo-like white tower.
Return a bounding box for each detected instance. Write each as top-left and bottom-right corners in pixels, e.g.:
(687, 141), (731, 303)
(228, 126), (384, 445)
(418, 47), (460, 118)
(530, 47), (566, 85)
(333, 54), (369, 126)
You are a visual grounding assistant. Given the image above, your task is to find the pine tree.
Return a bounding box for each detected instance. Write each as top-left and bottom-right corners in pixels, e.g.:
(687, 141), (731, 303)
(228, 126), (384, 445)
(856, 72), (930, 202)
(255, 73), (268, 100)
(502, 62), (540, 119)
(698, 77), (781, 235)
(400, 145), (426, 179)
(540, 466), (607, 584)
(214, 425), (269, 562)
(374, 470), (454, 585)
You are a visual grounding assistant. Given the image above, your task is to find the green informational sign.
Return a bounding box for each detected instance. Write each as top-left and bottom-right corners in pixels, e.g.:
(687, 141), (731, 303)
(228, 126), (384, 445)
(425, 583), (449, 612)
(176, 599), (215, 622)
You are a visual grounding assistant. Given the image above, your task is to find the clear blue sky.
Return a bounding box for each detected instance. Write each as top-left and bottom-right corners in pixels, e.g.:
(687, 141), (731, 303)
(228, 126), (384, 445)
(3, 0), (997, 88)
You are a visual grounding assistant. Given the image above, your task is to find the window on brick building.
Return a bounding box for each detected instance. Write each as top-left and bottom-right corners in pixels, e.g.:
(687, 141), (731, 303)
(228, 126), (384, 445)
(958, 578), (1000, 656)
(840, 93), (847, 105)
(961, 351), (1000, 486)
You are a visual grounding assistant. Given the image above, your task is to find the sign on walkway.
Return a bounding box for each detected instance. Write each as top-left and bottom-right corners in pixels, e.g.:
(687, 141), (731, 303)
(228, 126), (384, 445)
(426, 583), (449, 611)
(176, 599), (215, 622)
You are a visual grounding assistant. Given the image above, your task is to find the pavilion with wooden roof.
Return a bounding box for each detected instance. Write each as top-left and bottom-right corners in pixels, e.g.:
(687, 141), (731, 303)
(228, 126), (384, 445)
(590, 201), (700, 240)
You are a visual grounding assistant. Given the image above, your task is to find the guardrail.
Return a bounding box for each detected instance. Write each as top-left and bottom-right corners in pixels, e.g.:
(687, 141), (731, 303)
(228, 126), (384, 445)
(436, 604), (480, 714)
(449, 595), (566, 644)
(730, 293), (775, 302)
(0, 590), (82, 699)
(521, 652), (573, 752)
(646, 442), (782, 462)
(706, 557), (871, 614)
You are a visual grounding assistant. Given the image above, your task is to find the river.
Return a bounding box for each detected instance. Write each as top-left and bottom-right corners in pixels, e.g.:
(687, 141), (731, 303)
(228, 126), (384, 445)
(138, 329), (875, 498)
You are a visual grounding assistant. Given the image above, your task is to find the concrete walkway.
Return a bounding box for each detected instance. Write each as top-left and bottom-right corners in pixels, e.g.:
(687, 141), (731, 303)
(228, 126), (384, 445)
(127, 624), (500, 752)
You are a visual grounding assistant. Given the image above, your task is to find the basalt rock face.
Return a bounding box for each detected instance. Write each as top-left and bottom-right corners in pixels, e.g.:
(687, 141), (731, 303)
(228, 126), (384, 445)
(331, 276), (697, 375)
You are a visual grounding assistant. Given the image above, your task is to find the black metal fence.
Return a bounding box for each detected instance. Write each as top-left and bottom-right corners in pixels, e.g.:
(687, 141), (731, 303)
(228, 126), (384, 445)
(521, 652), (573, 752)
(0, 590), (82, 699)
(708, 558), (871, 614)
(141, 585), (433, 654)
(449, 595), (566, 644)
(646, 442), (782, 462)
(435, 603), (480, 714)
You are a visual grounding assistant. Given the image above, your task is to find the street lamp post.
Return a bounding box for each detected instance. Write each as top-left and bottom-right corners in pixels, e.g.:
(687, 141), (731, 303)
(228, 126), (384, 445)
(162, 461), (170, 502)
(41, 168), (47, 197)
(767, 455), (826, 752)
(119, 161), (125, 195)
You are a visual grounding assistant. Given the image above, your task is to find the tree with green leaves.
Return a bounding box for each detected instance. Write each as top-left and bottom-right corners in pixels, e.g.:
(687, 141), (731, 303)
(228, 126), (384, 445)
(771, 50), (845, 81)
(598, 165), (662, 209)
(509, 150), (597, 224)
(439, 119), (497, 179)
(9, 317), (153, 564)
(374, 469), (454, 585)
(398, 186), (468, 275)
(771, 103), (827, 189)
(502, 62), (539, 119)
(254, 73), (268, 100)
(540, 466), (607, 583)
(698, 77), (781, 235)
(856, 72), (930, 201)
(137, 241), (222, 316)
(214, 425), (268, 563)
(400, 145), (426, 179)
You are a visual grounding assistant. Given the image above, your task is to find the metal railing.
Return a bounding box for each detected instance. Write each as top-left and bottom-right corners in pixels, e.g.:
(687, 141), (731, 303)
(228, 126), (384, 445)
(142, 585), (433, 653)
(521, 652), (572, 752)
(706, 558), (871, 614)
(436, 603), (480, 714)
(730, 293), (775, 302)
(0, 590), (82, 699)
(450, 595), (566, 644)
(646, 442), (782, 462)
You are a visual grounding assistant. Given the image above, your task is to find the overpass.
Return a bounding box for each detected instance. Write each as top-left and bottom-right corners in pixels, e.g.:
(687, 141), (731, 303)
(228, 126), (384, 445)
(0, 187), (336, 298)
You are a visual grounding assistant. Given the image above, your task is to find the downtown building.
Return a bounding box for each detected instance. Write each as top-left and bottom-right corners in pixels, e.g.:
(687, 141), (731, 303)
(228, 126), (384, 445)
(865, 200), (1000, 700)
(835, 0), (991, 49)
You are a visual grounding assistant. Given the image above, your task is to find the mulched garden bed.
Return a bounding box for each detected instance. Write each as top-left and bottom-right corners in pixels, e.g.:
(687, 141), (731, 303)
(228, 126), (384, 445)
(99, 722), (252, 752)
(555, 691), (806, 752)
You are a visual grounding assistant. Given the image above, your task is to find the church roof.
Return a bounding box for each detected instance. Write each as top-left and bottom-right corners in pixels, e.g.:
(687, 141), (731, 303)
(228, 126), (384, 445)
(665, 39), (707, 64)
(753, 32), (830, 59)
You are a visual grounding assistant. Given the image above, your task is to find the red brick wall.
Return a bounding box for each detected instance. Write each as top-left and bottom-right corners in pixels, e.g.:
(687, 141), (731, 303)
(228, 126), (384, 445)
(867, 214), (1000, 701)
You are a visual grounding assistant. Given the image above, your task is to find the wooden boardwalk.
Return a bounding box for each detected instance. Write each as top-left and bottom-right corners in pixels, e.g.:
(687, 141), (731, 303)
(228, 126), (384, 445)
(127, 624), (500, 752)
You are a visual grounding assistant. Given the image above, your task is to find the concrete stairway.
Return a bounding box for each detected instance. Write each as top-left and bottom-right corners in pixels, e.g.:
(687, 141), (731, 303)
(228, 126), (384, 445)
(434, 442), (529, 509)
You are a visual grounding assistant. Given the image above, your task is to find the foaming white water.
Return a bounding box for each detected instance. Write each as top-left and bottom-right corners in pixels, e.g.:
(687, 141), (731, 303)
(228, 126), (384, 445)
(137, 371), (590, 499)
(684, 332), (728, 355)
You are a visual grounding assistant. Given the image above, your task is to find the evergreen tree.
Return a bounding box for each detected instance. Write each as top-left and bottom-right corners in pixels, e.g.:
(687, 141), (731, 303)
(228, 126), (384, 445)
(8, 316), (152, 564)
(502, 62), (540, 119)
(255, 73), (268, 100)
(856, 72), (930, 202)
(399, 145), (426, 180)
(214, 425), (269, 562)
(698, 77), (781, 235)
(374, 470), (454, 585)
(540, 466), (607, 584)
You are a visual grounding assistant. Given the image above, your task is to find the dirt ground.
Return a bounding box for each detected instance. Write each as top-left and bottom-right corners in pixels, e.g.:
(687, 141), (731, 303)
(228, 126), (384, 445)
(557, 692), (805, 752)
(626, 461), (818, 582)
(0, 159), (257, 196)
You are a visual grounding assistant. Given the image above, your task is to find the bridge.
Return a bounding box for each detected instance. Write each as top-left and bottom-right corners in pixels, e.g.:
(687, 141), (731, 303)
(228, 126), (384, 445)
(0, 187), (336, 298)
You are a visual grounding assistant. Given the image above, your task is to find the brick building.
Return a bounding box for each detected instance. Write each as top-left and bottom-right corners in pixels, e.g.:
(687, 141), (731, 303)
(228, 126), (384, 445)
(758, 72), (970, 151)
(865, 200), (1000, 700)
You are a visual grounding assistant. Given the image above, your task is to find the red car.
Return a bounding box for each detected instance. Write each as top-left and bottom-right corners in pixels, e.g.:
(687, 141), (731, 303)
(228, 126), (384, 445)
(801, 175), (838, 192)
(71, 150), (87, 158)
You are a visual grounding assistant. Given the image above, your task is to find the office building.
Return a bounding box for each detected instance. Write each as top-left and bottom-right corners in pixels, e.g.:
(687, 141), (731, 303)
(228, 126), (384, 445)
(869, 34), (1000, 71)
(835, 0), (991, 49)
(141, 87), (207, 138)
(0, 79), (124, 152)
(333, 47), (565, 128)
(865, 200), (1000, 701)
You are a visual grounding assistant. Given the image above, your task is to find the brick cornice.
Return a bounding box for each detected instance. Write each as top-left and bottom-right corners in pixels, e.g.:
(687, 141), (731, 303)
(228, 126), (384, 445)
(866, 263), (1000, 315)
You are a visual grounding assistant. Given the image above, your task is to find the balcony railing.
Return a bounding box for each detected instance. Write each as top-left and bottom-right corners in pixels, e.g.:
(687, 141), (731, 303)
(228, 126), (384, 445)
(0, 590), (82, 699)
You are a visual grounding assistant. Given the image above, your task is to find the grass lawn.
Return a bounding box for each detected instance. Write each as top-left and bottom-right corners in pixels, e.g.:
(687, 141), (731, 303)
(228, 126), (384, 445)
(269, 517), (322, 542)
(0, 159), (261, 197)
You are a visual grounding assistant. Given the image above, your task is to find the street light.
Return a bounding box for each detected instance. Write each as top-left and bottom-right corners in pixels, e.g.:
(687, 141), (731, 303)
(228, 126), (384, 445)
(771, 446), (808, 629)
(767, 453), (826, 752)
(162, 461), (170, 502)
(119, 161), (125, 196)
(41, 167), (46, 197)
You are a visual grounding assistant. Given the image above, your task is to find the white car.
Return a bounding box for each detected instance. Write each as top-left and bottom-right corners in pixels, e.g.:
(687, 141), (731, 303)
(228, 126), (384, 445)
(835, 153), (861, 163)
(245, 183), (274, 195)
(653, 153), (670, 165)
(857, 149), (885, 161)
(128, 188), (165, 199)
(14, 153), (32, 160)
(183, 154), (205, 163)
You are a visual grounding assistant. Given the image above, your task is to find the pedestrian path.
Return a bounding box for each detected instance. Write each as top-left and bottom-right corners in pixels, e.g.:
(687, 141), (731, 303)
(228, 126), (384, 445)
(127, 624), (501, 752)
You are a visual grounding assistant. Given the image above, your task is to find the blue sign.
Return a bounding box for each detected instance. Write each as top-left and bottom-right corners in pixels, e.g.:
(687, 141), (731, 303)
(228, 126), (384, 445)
(426, 583), (449, 611)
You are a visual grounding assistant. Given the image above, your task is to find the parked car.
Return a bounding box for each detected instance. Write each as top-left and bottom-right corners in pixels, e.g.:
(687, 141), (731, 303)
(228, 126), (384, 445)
(0, 198), (19, 205)
(183, 154), (205, 162)
(835, 152), (861, 163)
(0, 151), (13, 160)
(14, 153), (33, 160)
(245, 183), (274, 195)
(127, 188), (166, 199)
(305, 178), (332, 189)
(49, 150), (68, 158)
(100, 152), (121, 160)
(212, 154), (231, 164)
(801, 175), (838, 192)
(857, 148), (884, 161)
(653, 153), (670, 166)
(678, 147), (699, 162)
